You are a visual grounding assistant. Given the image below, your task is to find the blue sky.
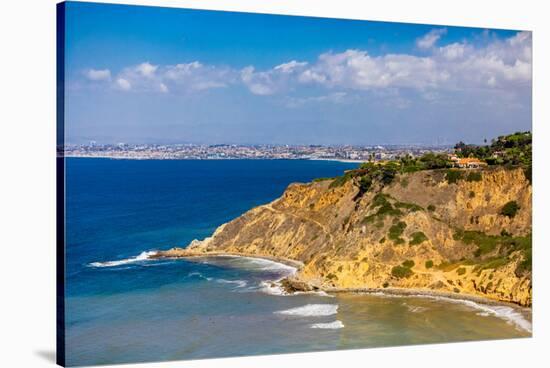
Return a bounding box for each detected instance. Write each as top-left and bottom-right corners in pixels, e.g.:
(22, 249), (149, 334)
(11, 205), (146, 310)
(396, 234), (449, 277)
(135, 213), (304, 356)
(64, 1), (532, 145)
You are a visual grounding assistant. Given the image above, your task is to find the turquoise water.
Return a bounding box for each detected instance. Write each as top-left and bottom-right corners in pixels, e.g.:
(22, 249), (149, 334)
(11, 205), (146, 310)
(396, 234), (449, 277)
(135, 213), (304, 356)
(64, 159), (530, 366)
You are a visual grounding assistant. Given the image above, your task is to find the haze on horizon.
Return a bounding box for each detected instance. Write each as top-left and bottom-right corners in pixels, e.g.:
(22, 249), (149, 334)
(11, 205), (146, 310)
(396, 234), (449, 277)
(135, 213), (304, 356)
(64, 2), (532, 146)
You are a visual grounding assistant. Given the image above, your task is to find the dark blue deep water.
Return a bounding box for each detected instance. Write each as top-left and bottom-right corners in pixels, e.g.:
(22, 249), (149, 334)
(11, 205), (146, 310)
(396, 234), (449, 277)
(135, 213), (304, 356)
(66, 159), (358, 291)
(65, 159), (529, 366)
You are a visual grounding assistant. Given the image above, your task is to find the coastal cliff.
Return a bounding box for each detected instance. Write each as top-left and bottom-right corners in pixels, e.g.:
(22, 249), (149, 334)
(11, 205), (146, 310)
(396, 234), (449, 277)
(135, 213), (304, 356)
(157, 167), (532, 306)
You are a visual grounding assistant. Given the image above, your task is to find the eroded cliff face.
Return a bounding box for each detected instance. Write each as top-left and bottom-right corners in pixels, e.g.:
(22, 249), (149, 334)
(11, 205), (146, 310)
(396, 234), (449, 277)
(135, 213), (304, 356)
(159, 167), (532, 306)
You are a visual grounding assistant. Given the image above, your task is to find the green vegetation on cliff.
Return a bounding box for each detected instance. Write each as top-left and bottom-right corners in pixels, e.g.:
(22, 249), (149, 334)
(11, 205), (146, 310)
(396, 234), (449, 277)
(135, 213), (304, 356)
(326, 132), (531, 198)
(452, 230), (531, 275)
(388, 221), (407, 244)
(500, 201), (520, 218)
(455, 131), (532, 167)
(409, 231), (428, 245)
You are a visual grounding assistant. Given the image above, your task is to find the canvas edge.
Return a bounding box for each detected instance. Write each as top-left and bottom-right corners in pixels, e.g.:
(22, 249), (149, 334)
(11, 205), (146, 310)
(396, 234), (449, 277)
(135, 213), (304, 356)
(56, 2), (66, 367)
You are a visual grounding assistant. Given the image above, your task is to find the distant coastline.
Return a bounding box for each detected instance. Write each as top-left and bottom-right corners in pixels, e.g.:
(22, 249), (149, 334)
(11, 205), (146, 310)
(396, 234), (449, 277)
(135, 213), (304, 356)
(64, 154), (367, 163)
(61, 143), (451, 162)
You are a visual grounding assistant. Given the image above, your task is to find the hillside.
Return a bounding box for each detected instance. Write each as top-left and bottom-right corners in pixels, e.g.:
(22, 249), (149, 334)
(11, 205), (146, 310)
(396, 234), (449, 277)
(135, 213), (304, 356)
(157, 165), (532, 306)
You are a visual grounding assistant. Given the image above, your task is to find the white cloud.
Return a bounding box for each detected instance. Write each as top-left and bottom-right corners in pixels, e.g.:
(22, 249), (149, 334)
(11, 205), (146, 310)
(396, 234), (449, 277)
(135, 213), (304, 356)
(240, 61), (308, 95)
(297, 49), (447, 90)
(108, 61), (234, 93)
(164, 62), (203, 80)
(85, 69), (111, 81)
(438, 43), (468, 60)
(135, 62), (158, 78)
(116, 78), (131, 90)
(87, 31), (530, 103)
(163, 62), (233, 91)
(416, 28), (447, 49)
(274, 60), (308, 73)
(296, 31), (531, 92)
(240, 66), (277, 95)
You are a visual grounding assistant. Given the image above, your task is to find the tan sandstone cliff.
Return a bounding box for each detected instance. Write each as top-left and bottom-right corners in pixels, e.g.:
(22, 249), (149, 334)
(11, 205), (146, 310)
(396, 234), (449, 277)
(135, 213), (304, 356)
(157, 167), (532, 306)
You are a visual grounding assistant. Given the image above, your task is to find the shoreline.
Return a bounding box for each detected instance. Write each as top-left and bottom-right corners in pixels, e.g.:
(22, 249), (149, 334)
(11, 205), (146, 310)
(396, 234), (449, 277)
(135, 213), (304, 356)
(152, 250), (305, 270)
(154, 250), (531, 314)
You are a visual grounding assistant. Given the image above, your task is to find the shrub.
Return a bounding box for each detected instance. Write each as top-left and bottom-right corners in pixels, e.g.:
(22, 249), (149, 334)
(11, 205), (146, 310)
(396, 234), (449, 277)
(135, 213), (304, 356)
(391, 265), (413, 278)
(456, 267), (466, 276)
(409, 231), (428, 245)
(362, 203), (402, 225)
(500, 201), (520, 218)
(388, 221), (407, 241)
(466, 172), (482, 182)
(358, 175), (373, 193)
(425, 260), (434, 269)
(418, 152), (453, 169)
(395, 201), (424, 212)
(469, 191), (475, 198)
(515, 247), (532, 276)
(383, 282), (389, 288)
(371, 193), (390, 208)
(402, 260), (415, 268)
(445, 169), (463, 184)
(377, 203), (402, 217)
(379, 237), (386, 244)
(393, 237), (405, 245)
(427, 204), (436, 211)
(474, 257), (509, 272)
(329, 170), (359, 188)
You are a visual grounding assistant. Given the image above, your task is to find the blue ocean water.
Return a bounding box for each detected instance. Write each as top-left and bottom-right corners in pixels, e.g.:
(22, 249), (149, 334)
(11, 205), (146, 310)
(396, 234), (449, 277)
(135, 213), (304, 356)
(65, 158), (529, 366)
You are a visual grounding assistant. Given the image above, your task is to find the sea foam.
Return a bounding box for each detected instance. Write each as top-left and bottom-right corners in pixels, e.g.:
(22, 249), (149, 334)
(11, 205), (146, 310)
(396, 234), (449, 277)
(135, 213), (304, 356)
(372, 292), (532, 333)
(214, 278), (248, 288)
(219, 255), (298, 274)
(275, 304), (338, 317)
(88, 251), (157, 268)
(310, 320), (345, 329)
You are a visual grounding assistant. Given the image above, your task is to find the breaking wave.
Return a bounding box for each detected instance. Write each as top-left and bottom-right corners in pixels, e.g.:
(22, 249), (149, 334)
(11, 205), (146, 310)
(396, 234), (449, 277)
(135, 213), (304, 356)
(257, 280), (333, 297)
(372, 292), (531, 333)
(214, 279), (248, 288)
(88, 251), (157, 268)
(310, 320), (345, 329)
(275, 304), (338, 317)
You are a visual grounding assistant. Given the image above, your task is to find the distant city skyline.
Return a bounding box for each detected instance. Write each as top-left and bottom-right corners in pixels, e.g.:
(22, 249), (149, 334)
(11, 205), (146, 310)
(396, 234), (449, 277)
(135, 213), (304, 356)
(64, 2), (532, 146)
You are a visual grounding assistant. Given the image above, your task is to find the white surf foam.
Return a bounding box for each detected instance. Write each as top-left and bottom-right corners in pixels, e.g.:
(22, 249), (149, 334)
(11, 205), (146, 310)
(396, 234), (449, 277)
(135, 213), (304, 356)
(294, 290), (335, 298)
(88, 251), (157, 268)
(402, 302), (428, 313)
(257, 280), (334, 297)
(310, 320), (345, 329)
(275, 304), (338, 317)
(454, 299), (532, 333)
(371, 292), (531, 333)
(259, 280), (287, 296)
(186, 272), (213, 281)
(222, 255), (298, 274)
(215, 279), (248, 288)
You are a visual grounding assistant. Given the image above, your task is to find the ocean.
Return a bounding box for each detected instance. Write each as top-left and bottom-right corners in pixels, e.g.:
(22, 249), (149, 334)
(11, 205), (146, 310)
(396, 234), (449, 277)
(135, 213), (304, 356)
(64, 158), (530, 366)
